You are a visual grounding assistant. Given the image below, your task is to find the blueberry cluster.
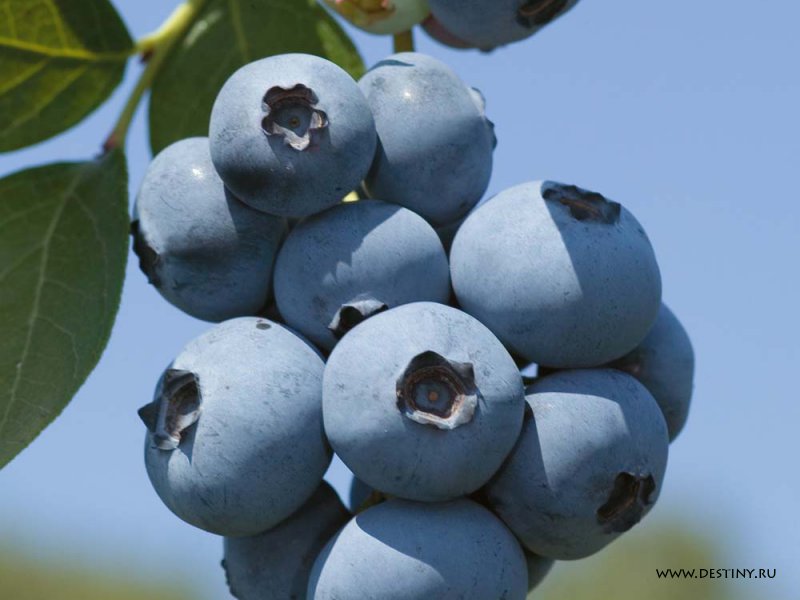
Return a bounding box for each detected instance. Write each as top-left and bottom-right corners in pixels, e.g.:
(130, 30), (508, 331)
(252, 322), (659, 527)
(134, 51), (694, 600)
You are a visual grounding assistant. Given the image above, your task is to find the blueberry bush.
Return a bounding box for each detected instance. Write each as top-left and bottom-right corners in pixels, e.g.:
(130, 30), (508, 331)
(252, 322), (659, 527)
(0, 1), (696, 598)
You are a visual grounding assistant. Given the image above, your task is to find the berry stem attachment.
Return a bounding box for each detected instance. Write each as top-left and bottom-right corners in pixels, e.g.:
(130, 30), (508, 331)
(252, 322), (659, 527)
(393, 30), (415, 53)
(103, 0), (208, 153)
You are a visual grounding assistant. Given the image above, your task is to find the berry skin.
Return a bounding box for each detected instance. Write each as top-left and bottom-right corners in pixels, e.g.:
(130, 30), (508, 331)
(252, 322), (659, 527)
(209, 54), (377, 218)
(325, 0), (430, 35)
(605, 303), (695, 441)
(307, 498), (528, 599)
(138, 318), (330, 537)
(427, 0), (581, 50)
(222, 482), (350, 600)
(450, 180), (662, 368)
(131, 137), (286, 322)
(485, 369), (669, 560)
(273, 200), (451, 351)
(323, 302), (524, 501)
(359, 52), (496, 226)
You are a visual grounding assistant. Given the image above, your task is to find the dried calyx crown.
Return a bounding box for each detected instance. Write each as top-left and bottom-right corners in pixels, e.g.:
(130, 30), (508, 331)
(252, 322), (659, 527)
(329, 298), (389, 339)
(261, 84), (329, 151)
(596, 472), (656, 533)
(130, 221), (160, 286)
(138, 369), (202, 451)
(396, 351), (479, 430)
(542, 181), (622, 224)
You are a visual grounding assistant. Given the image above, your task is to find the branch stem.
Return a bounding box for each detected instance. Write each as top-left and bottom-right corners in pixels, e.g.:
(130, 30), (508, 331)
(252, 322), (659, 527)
(393, 30), (415, 53)
(103, 0), (207, 153)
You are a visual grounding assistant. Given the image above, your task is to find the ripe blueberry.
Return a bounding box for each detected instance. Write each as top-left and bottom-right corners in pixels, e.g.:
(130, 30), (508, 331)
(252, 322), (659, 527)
(308, 498), (528, 599)
(139, 318), (330, 536)
(132, 137), (286, 322)
(323, 302), (524, 501)
(273, 200), (451, 351)
(485, 369), (669, 560)
(606, 303), (695, 441)
(450, 180), (662, 367)
(359, 53), (495, 226)
(222, 482), (349, 600)
(209, 54), (376, 217)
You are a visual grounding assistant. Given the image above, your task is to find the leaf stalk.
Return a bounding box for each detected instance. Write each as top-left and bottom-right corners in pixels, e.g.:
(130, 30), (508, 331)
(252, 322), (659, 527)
(103, 0), (207, 153)
(393, 30), (415, 53)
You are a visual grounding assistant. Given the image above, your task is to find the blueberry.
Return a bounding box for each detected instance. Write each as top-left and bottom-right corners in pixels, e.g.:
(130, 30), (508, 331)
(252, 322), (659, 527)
(307, 498), (528, 599)
(323, 302), (524, 501)
(139, 317), (330, 536)
(450, 180), (662, 368)
(222, 482), (349, 600)
(209, 54), (376, 218)
(427, 0), (580, 50)
(131, 137), (286, 321)
(324, 0), (430, 35)
(273, 200), (451, 351)
(485, 369), (669, 560)
(525, 552), (555, 591)
(359, 53), (495, 226)
(605, 303), (695, 441)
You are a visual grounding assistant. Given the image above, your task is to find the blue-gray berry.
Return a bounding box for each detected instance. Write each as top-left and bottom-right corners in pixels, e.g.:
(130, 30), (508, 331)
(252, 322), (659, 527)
(139, 317), (330, 536)
(323, 302), (524, 501)
(308, 498), (528, 599)
(222, 482), (349, 600)
(274, 200), (451, 351)
(210, 54), (376, 217)
(132, 137), (286, 321)
(606, 303), (695, 441)
(450, 180), (662, 367)
(485, 369), (669, 560)
(359, 53), (495, 226)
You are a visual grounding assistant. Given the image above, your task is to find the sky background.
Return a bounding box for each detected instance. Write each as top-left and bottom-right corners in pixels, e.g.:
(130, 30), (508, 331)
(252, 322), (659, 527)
(1, 1), (798, 598)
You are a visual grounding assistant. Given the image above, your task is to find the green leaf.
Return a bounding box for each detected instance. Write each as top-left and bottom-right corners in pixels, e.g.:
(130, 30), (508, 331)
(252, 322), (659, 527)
(0, 150), (129, 469)
(148, 0), (364, 155)
(0, 0), (133, 152)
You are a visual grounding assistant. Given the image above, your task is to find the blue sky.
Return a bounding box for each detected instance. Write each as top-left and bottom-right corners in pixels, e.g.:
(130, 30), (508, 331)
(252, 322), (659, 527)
(1, 1), (798, 599)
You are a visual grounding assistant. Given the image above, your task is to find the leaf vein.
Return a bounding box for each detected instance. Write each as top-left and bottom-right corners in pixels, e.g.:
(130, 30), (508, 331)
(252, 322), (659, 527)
(0, 37), (131, 61)
(0, 64), (91, 138)
(0, 59), (48, 95)
(0, 245), (42, 281)
(38, 314), (80, 379)
(44, 0), (69, 47)
(0, 168), (84, 439)
(75, 195), (109, 311)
